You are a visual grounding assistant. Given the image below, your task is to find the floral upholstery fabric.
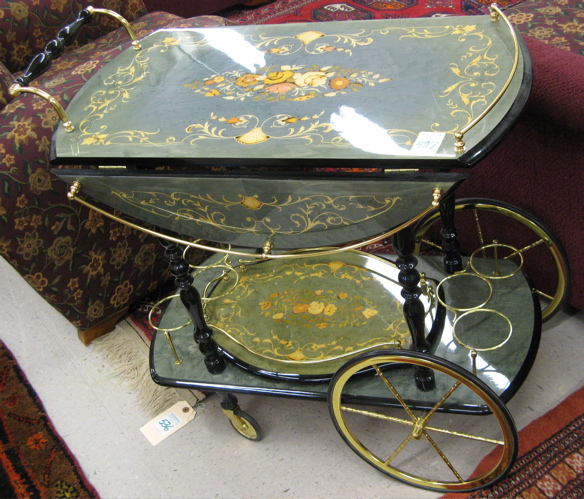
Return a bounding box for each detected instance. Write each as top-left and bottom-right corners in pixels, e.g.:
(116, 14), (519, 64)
(0, 60), (12, 107)
(0, 1), (230, 331)
(0, 0), (148, 73)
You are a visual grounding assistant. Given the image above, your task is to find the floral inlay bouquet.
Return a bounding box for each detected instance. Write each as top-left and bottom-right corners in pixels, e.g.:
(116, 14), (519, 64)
(184, 63), (391, 102)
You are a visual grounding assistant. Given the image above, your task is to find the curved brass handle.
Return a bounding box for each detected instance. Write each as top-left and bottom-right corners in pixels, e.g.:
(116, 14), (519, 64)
(454, 3), (520, 153)
(67, 181), (443, 261)
(86, 6), (142, 51)
(9, 84), (74, 132)
(10, 6), (141, 133)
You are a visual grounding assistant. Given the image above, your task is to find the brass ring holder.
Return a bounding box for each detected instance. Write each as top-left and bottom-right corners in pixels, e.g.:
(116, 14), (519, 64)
(183, 243), (232, 269)
(469, 242), (524, 280)
(436, 273), (493, 312)
(199, 265), (240, 303)
(453, 308), (513, 352)
(148, 294), (192, 365)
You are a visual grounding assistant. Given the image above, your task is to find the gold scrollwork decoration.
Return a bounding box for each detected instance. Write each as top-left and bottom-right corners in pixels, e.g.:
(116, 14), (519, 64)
(112, 189), (403, 237)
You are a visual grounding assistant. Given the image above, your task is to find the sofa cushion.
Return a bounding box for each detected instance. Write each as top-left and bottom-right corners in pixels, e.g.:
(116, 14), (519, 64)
(0, 0), (149, 73)
(523, 37), (584, 135)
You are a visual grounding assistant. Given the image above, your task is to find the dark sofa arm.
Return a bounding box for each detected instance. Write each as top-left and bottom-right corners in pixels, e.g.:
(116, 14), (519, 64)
(523, 37), (584, 134)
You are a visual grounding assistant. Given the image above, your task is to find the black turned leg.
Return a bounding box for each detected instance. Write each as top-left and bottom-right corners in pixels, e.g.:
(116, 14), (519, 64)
(393, 227), (436, 391)
(220, 392), (239, 412)
(440, 194), (463, 273)
(159, 239), (226, 374)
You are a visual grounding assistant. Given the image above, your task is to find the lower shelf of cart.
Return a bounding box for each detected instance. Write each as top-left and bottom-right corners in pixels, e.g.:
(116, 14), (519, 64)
(150, 255), (540, 413)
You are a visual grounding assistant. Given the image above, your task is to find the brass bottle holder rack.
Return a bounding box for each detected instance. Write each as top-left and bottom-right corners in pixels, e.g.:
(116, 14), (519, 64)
(436, 241), (524, 374)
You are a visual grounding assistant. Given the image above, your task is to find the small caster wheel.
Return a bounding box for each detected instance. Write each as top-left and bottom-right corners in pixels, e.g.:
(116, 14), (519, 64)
(223, 407), (263, 441)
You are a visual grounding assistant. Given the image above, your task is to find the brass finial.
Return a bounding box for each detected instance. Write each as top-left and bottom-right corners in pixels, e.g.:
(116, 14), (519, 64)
(489, 4), (501, 22)
(454, 132), (466, 153)
(67, 181), (82, 200)
(432, 188), (443, 207)
(261, 240), (274, 259)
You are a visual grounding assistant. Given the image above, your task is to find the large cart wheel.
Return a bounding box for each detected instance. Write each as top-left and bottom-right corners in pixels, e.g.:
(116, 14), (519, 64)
(414, 198), (571, 322)
(328, 350), (518, 493)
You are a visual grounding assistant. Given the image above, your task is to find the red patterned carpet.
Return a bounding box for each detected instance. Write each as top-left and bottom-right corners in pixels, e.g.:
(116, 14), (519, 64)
(220, 0), (525, 23)
(505, 0), (584, 54)
(442, 385), (584, 498)
(0, 341), (98, 498)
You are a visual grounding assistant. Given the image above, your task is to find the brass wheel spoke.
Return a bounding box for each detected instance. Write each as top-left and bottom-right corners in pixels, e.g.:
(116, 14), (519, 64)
(536, 289), (554, 301)
(384, 432), (414, 466)
(421, 238), (442, 251)
(504, 238), (545, 260)
(419, 381), (461, 427)
(424, 424), (504, 445)
(341, 406), (414, 428)
(472, 209), (487, 258)
(423, 430), (465, 482)
(373, 365), (418, 422)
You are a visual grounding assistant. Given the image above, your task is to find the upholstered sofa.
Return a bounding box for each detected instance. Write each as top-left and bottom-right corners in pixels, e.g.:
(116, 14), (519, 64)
(0, 0), (225, 343)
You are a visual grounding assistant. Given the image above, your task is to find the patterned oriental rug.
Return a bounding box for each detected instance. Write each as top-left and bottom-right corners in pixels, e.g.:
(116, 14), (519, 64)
(504, 0), (584, 55)
(0, 340), (98, 499)
(219, 0), (526, 24)
(442, 384), (584, 499)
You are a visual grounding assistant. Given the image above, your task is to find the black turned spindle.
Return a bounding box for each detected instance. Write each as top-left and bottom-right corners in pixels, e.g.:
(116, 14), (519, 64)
(439, 194), (463, 274)
(393, 227), (436, 391)
(159, 239), (226, 374)
(14, 10), (93, 87)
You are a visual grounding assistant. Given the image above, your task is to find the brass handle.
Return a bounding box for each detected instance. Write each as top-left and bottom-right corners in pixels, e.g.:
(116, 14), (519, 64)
(454, 3), (520, 153)
(9, 84), (74, 132)
(86, 6), (142, 51)
(11, 6), (141, 133)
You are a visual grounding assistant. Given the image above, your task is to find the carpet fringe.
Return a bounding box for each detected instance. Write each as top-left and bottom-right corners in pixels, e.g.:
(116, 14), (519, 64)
(91, 323), (202, 417)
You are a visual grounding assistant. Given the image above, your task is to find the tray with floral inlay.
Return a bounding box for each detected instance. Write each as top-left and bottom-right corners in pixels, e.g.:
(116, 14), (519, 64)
(202, 251), (442, 380)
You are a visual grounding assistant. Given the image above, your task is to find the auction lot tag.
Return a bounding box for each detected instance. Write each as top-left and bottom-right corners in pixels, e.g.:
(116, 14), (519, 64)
(140, 401), (196, 446)
(411, 132), (446, 155)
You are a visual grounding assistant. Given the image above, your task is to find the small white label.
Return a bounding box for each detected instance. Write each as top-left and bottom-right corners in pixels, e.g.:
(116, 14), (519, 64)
(411, 132), (446, 155)
(154, 412), (181, 435)
(140, 401), (196, 446)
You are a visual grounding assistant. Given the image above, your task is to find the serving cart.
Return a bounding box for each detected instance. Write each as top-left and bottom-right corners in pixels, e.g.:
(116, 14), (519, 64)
(13, 3), (570, 492)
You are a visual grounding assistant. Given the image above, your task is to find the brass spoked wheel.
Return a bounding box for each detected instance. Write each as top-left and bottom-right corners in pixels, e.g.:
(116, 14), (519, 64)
(328, 350), (518, 492)
(414, 198), (571, 322)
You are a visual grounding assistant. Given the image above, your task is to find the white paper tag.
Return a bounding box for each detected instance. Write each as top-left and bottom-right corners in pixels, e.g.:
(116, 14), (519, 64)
(411, 132), (446, 155)
(140, 401), (196, 446)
